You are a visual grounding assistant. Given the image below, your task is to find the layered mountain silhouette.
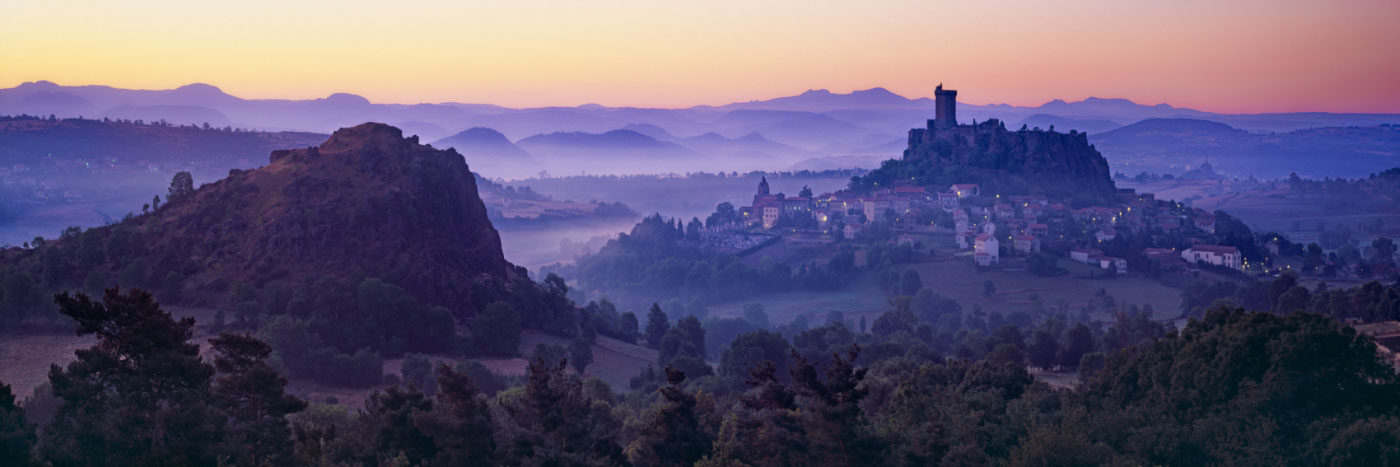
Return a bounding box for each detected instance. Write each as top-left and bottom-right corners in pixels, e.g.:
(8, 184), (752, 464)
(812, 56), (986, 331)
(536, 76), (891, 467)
(1091, 118), (1400, 178)
(4, 81), (1398, 176)
(0, 117), (325, 166)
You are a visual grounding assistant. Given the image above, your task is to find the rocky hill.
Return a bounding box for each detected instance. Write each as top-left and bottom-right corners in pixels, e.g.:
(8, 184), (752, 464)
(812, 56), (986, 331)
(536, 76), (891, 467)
(865, 119), (1117, 200)
(3, 122), (526, 316)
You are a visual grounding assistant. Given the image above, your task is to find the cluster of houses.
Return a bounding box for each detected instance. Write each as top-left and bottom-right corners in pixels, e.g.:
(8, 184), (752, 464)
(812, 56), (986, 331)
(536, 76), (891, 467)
(731, 176), (1250, 275)
(738, 176), (943, 233)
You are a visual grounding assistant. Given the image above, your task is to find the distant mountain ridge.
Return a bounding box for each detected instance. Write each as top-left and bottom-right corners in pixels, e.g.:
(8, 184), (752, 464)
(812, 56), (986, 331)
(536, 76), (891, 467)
(3, 81), (1398, 177)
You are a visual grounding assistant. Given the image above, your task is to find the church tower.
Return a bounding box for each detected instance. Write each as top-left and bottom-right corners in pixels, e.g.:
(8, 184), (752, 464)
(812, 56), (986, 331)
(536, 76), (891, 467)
(757, 176), (770, 196)
(935, 84), (958, 129)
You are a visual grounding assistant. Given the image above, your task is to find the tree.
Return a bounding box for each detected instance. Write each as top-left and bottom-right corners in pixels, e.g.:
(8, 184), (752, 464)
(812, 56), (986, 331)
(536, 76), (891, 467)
(1059, 323), (1094, 368)
(790, 345), (883, 466)
(413, 365), (496, 466)
(473, 301), (521, 356)
(619, 311), (640, 343)
(983, 280), (996, 297)
(400, 353), (438, 396)
(0, 381), (36, 466)
(686, 217), (703, 242)
(502, 358), (625, 465)
(167, 171), (195, 203)
(209, 333), (307, 466)
(357, 385), (437, 465)
(645, 303), (670, 349)
(718, 330), (791, 387)
(1372, 237), (1397, 266)
(628, 368), (713, 466)
(42, 288), (225, 466)
(569, 337), (594, 374)
(899, 270), (923, 296)
(799, 185), (813, 198)
(662, 316), (706, 360)
(1028, 329), (1059, 369)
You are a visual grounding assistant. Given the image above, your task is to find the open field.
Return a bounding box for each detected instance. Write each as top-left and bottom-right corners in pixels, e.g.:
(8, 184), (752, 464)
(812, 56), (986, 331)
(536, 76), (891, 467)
(0, 333), (94, 400)
(910, 258), (1182, 321)
(477, 331), (656, 391)
(707, 273), (891, 328)
(710, 256), (1182, 329)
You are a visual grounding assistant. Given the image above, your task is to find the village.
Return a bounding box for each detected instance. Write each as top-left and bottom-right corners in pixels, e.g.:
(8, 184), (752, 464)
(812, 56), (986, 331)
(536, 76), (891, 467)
(704, 174), (1249, 279)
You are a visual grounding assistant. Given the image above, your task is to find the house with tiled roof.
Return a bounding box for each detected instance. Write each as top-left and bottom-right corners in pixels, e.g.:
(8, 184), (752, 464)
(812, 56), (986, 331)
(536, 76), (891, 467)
(1182, 245), (1242, 269)
(951, 184), (980, 198)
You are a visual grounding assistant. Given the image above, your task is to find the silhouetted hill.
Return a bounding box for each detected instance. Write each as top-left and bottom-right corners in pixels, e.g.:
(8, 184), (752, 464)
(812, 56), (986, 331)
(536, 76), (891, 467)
(2, 123), (525, 315)
(434, 127), (532, 158)
(1098, 118), (1244, 138)
(678, 132), (807, 159)
(433, 127), (536, 178)
(721, 87), (933, 112)
(1093, 120), (1400, 178)
(1016, 114), (1123, 134)
(517, 130), (699, 158)
(0, 116), (325, 166)
(619, 123), (678, 142)
(862, 119), (1117, 201)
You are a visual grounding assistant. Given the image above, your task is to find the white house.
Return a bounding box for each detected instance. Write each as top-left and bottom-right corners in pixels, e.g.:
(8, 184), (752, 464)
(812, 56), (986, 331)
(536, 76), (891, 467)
(955, 230), (973, 249)
(938, 191), (961, 212)
(1182, 245), (1242, 270)
(1099, 256), (1128, 274)
(1095, 227), (1117, 243)
(951, 184), (981, 199)
(974, 234), (1000, 265)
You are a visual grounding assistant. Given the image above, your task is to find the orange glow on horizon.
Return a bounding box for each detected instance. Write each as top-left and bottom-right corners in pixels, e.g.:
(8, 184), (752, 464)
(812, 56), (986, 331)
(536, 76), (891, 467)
(1, 0), (1398, 113)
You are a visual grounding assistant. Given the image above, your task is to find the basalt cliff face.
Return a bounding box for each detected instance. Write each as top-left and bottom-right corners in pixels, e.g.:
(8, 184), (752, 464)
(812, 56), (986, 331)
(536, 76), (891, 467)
(8, 123), (525, 316)
(905, 119), (1117, 200)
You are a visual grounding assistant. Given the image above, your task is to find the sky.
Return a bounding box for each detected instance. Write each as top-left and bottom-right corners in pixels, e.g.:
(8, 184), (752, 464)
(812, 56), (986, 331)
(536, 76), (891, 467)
(2, 0), (1398, 113)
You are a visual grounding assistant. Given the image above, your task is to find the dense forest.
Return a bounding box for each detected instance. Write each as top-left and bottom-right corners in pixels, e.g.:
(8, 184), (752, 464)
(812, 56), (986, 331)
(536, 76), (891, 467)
(2, 286), (1397, 466)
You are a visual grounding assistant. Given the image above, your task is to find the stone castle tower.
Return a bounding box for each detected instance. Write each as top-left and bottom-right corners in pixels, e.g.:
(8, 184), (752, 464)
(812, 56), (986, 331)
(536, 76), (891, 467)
(934, 84), (957, 129)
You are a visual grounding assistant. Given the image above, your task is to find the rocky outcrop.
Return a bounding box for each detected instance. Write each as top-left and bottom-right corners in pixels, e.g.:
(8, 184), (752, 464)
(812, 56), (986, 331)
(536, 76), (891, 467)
(11, 123), (525, 317)
(905, 119), (1117, 200)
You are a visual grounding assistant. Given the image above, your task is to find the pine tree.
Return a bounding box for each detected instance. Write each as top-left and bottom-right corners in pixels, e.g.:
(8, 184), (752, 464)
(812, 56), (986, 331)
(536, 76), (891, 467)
(502, 357), (626, 465)
(413, 365), (496, 466)
(0, 381), (36, 466)
(209, 332), (307, 466)
(42, 288), (225, 466)
(628, 367), (712, 466)
(645, 303), (670, 349)
(790, 344), (883, 466)
(357, 386), (437, 465)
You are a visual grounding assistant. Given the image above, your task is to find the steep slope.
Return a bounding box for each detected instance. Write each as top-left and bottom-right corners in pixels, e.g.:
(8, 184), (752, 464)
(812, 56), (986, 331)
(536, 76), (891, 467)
(4, 122), (525, 316)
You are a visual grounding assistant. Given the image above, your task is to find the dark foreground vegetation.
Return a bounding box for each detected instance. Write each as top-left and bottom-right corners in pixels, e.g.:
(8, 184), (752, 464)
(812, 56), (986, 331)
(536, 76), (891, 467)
(2, 286), (1399, 466)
